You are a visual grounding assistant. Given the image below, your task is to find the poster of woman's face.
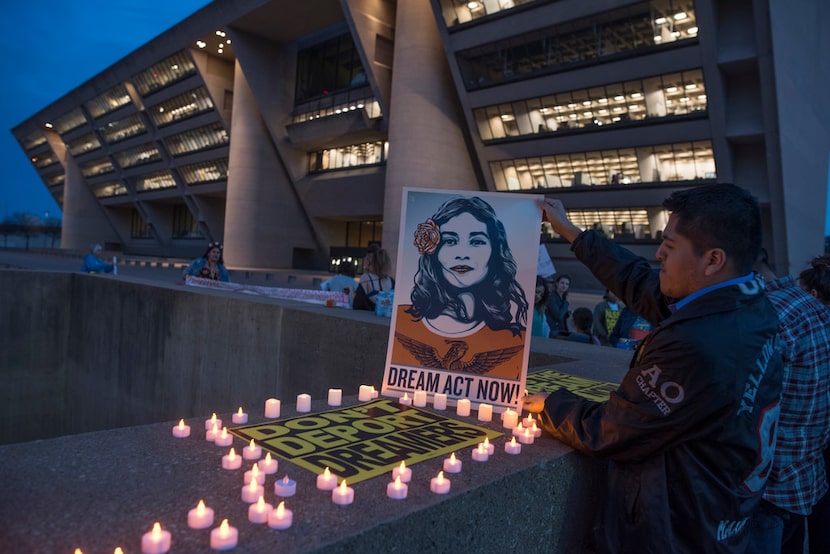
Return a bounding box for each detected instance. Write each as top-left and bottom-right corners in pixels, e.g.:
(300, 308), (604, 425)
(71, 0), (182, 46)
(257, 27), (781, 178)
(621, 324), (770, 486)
(382, 188), (543, 411)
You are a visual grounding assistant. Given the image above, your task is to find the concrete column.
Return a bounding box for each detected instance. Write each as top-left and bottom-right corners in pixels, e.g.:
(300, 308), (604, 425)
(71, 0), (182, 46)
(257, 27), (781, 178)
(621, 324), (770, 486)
(382, 0), (478, 267)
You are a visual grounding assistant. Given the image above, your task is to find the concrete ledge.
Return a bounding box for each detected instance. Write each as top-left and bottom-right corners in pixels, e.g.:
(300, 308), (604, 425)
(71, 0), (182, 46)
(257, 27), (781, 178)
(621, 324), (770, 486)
(0, 399), (608, 553)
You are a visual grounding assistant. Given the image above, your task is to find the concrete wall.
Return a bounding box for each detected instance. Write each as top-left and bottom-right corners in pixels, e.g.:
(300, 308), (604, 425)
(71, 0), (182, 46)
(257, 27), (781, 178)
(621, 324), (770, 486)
(0, 269), (629, 445)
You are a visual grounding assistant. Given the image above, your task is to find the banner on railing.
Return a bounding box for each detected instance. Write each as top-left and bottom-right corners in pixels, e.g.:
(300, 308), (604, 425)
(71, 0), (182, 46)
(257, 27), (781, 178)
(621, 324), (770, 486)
(184, 275), (350, 308)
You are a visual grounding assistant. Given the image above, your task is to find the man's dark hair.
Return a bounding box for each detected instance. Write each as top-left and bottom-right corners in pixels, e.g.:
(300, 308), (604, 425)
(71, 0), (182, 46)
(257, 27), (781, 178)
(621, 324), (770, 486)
(662, 183), (762, 275)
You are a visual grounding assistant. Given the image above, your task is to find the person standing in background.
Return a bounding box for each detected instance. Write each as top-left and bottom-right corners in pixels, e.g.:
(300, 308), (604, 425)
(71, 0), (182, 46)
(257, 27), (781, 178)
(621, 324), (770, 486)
(545, 273), (570, 336)
(532, 275), (551, 338)
(592, 289), (622, 346)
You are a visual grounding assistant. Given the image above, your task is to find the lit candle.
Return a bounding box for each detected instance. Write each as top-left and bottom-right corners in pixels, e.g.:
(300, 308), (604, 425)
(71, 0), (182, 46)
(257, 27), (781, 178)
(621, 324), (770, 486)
(504, 436), (522, 455)
(456, 398), (471, 417)
(433, 393), (447, 410)
(265, 398), (281, 418)
(386, 476), (408, 500)
(430, 471), (451, 494)
(316, 467), (338, 490)
(531, 421), (542, 438)
(214, 427), (233, 447)
(391, 461), (412, 483)
(358, 385), (373, 402)
(172, 419), (190, 438)
(442, 452), (462, 473)
(205, 422), (220, 442)
(187, 499), (214, 529)
(327, 388), (342, 406)
(502, 408), (519, 429)
(399, 393), (412, 406)
(268, 501), (293, 530)
(232, 407), (248, 424)
(248, 496), (273, 524)
(512, 424), (524, 437)
(209, 519), (238, 551)
(522, 413), (535, 428)
(115, 548), (124, 554)
(332, 480), (355, 505)
(371, 386), (379, 399)
(222, 447), (242, 470)
(258, 452), (278, 474)
(412, 390), (427, 407)
(296, 393), (312, 413)
(241, 478), (265, 503)
(471, 442), (490, 462)
(204, 413), (222, 431)
(477, 403), (493, 422)
(518, 427), (535, 445)
(243, 439), (262, 460)
(274, 475), (297, 497)
(482, 437), (495, 455)
(140, 522), (171, 554)
(244, 463), (266, 485)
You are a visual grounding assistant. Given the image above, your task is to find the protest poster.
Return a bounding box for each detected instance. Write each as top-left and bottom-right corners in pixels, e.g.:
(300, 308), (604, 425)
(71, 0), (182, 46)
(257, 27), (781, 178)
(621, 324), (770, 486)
(525, 369), (618, 402)
(231, 398), (502, 484)
(382, 188), (542, 412)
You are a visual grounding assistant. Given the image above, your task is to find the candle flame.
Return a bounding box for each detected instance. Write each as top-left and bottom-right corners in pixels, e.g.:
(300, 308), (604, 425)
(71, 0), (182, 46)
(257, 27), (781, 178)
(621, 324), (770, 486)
(395, 476), (402, 486)
(210, 413), (217, 422)
(228, 447), (236, 459)
(248, 479), (259, 491)
(437, 471), (445, 483)
(340, 480), (348, 491)
(524, 428), (532, 437)
(211, 422), (218, 433)
(178, 419), (185, 429)
(252, 463), (259, 476)
(265, 452), (273, 463)
(450, 452), (457, 462)
(403, 392), (409, 399)
(74, 549), (83, 554)
(197, 499), (206, 514)
(483, 437), (491, 447)
(477, 443), (486, 453)
(249, 439), (256, 449)
(323, 467), (331, 477)
(276, 501), (285, 515)
(510, 437), (518, 446)
(282, 474), (290, 484)
(237, 407), (244, 416)
(220, 427), (228, 438)
(257, 496), (266, 509)
(114, 548), (124, 554)
(152, 522), (162, 536)
(219, 519), (230, 536)
(398, 461), (406, 471)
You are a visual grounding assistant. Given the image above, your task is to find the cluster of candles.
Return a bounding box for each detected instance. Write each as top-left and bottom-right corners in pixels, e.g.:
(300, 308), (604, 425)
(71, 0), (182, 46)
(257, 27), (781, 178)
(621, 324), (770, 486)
(138, 386), (542, 553)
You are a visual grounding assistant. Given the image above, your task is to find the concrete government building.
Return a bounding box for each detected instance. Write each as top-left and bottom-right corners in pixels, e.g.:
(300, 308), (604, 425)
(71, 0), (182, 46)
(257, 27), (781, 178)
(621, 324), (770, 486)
(12, 0), (829, 280)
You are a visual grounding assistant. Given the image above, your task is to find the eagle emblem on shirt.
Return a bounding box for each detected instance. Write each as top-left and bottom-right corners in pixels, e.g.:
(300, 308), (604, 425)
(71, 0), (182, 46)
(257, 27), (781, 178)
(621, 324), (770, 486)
(395, 332), (523, 374)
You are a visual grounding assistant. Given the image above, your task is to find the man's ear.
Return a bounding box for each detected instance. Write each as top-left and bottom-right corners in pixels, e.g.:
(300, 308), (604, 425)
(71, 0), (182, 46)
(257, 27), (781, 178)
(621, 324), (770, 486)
(703, 248), (727, 277)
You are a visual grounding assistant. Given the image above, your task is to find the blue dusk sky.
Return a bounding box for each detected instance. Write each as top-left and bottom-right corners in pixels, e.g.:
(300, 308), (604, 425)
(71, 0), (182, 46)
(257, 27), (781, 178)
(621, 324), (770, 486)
(1, 2), (828, 235)
(0, 0), (211, 220)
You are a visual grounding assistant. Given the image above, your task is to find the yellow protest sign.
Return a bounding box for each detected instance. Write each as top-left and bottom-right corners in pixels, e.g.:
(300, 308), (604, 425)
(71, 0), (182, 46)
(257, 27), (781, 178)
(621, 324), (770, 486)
(525, 369), (617, 402)
(230, 398), (502, 484)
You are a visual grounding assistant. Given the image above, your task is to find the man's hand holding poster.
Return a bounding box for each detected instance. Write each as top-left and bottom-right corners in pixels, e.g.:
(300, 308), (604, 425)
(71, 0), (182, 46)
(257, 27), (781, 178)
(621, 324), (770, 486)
(383, 188), (542, 411)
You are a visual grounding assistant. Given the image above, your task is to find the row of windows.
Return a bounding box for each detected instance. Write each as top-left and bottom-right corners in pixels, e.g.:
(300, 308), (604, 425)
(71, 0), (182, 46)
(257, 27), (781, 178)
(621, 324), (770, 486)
(66, 133), (103, 156)
(308, 141), (388, 173)
(85, 83), (132, 119)
(492, 140), (714, 191)
(98, 114), (147, 145)
(113, 143), (162, 169)
(90, 158), (229, 198)
(31, 152), (59, 169)
(543, 207), (669, 241)
(165, 123), (228, 156)
(457, 0), (697, 89)
(132, 51), (197, 97)
(292, 94), (381, 124)
(22, 130), (47, 150)
(45, 173), (65, 187)
(127, 206), (203, 239)
(475, 69), (706, 140)
(148, 87), (214, 127)
(51, 108), (87, 135)
(439, 0), (532, 27)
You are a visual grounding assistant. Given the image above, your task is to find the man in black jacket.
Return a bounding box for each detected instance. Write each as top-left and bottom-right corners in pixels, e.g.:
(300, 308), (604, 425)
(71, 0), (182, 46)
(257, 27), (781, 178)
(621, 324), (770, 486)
(525, 184), (783, 553)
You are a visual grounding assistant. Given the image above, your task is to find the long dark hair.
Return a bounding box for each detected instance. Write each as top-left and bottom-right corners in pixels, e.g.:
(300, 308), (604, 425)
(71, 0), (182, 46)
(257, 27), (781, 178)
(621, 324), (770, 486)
(201, 241), (224, 265)
(407, 196), (528, 336)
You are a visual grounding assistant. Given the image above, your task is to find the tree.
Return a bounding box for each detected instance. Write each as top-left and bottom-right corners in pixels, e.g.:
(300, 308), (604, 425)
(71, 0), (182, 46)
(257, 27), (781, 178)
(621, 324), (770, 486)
(0, 218), (15, 248)
(10, 213), (42, 251)
(42, 217), (62, 248)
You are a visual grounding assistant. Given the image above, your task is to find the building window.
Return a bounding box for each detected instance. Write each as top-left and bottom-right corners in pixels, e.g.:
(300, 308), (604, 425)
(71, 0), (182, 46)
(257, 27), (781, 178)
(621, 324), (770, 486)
(308, 141), (388, 173)
(98, 114), (147, 145)
(295, 33), (367, 103)
(457, 0), (698, 89)
(491, 140), (714, 190)
(132, 50), (197, 97)
(134, 171), (177, 193)
(66, 133), (102, 156)
(147, 87), (215, 127)
(177, 159), (228, 185)
(542, 208), (666, 240)
(45, 173), (65, 187)
(439, 0), (530, 27)
(52, 108), (88, 135)
(164, 123), (229, 156)
(172, 205), (202, 238)
(31, 151), (59, 169)
(80, 158), (115, 178)
(130, 209), (154, 238)
(292, 92), (381, 123)
(344, 220), (383, 247)
(475, 69), (706, 140)
(85, 84), (132, 119)
(113, 143), (162, 169)
(22, 130), (47, 150)
(91, 181), (128, 198)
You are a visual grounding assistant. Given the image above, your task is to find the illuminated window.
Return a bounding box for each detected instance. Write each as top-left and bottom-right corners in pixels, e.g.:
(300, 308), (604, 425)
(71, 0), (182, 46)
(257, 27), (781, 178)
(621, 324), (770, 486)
(438, 0), (526, 27)
(80, 158), (116, 178)
(85, 84), (132, 119)
(164, 123), (229, 156)
(148, 87), (215, 127)
(52, 108), (88, 135)
(292, 94), (381, 123)
(132, 51), (197, 97)
(133, 171), (177, 193)
(308, 141), (388, 172)
(31, 151), (59, 169)
(66, 133), (102, 156)
(45, 173), (65, 187)
(91, 181), (128, 198)
(112, 143), (162, 169)
(177, 159), (228, 184)
(98, 114), (147, 145)
(22, 130), (47, 150)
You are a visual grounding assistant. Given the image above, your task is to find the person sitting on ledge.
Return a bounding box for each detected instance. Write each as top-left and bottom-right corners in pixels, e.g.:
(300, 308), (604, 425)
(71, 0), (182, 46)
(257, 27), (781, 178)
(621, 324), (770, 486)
(81, 244), (114, 274)
(321, 262), (358, 306)
(183, 241), (230, 282)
